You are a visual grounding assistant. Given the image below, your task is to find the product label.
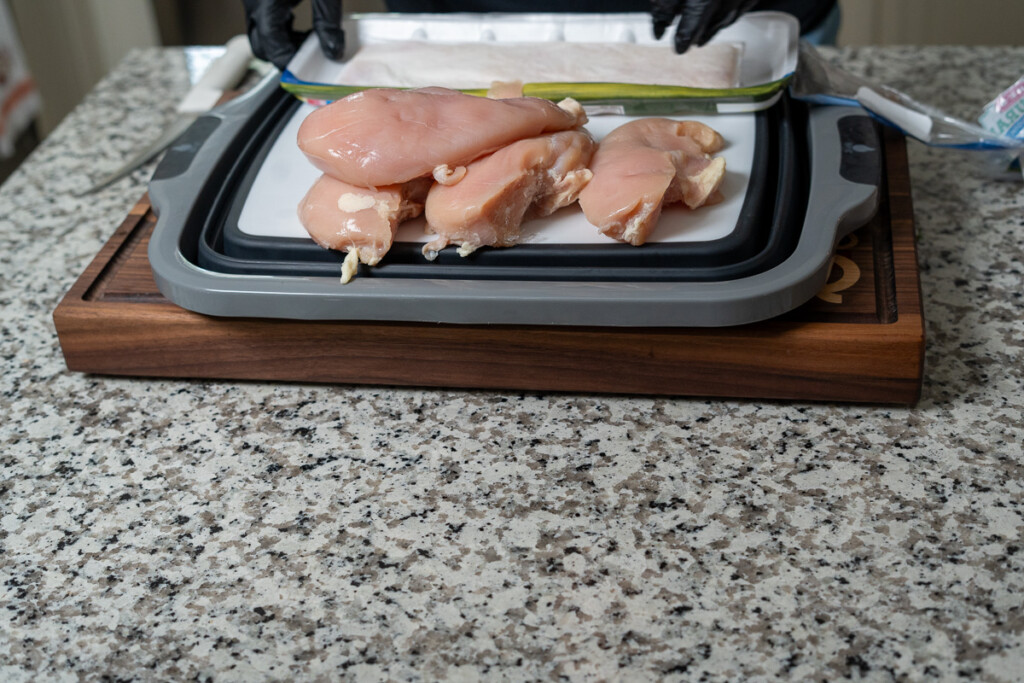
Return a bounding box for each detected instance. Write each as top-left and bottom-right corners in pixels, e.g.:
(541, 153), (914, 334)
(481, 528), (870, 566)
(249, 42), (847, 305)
(980, 76), (1024, 140)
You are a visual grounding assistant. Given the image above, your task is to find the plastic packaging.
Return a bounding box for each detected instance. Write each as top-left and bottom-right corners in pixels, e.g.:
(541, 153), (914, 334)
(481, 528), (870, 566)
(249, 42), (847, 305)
(978, 76), (1024, 179)
(980, 76), (1024, 139)
(791, 42), (1024, 179)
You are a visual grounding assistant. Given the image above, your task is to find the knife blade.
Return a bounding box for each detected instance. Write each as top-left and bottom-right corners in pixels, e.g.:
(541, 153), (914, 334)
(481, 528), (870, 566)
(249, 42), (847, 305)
(79, 35), (253, 195)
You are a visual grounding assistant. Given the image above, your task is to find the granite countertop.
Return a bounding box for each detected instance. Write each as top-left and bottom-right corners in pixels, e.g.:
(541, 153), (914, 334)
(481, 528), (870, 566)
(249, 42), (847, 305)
(2, 45), (1023, 680)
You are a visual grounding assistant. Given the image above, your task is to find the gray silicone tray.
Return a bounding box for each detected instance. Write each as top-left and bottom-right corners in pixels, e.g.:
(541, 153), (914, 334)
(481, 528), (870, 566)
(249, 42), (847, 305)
(148, 73), (881, 327)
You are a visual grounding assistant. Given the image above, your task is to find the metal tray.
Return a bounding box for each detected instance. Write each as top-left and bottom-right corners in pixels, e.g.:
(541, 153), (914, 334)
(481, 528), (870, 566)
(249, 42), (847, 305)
(282, 11), (799, 114)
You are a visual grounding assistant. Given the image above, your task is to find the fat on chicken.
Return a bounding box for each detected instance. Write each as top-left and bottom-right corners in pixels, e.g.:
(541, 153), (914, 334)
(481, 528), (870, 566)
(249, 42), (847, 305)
(578, 119), (726, 246)
(298, 174), (431, 283)
(297, 87), (587, 189)
(422, 130), (596, 260)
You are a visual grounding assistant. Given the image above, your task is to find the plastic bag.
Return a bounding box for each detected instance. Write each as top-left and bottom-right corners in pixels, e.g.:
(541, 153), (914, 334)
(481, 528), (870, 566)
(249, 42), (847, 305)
(978, 76), (1024, 179)
(979, 76), (1024, 139)
(791, 42), (1024, 178)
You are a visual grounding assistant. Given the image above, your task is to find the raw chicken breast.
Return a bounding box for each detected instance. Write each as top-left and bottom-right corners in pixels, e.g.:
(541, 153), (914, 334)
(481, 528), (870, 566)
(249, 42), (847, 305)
(422, 130), (596, 260)
(298, 175), (431, 283)
(578, 119), (726, 246)
(297, 87), (587, 188)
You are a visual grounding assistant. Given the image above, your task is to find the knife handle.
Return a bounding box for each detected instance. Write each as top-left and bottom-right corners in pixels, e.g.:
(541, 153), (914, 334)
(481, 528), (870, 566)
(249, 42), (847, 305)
(177, 35), (254, 114)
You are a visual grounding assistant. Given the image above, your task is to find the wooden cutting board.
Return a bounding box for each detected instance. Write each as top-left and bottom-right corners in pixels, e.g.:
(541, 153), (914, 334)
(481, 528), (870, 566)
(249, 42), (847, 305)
(53, 129), (923, 404)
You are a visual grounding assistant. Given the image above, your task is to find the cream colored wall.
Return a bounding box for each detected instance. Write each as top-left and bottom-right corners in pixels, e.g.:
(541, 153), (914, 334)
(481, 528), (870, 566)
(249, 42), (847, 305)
(10, 0), (160, 135)
(837, 0), (1024, 46)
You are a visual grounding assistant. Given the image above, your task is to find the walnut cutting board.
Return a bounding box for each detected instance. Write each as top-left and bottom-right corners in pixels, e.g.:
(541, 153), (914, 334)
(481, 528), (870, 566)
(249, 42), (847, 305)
(53, 129), (924, 404)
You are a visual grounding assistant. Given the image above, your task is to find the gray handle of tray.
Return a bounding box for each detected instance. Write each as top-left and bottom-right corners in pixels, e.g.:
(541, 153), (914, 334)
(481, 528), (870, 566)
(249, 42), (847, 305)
(148, 102), (881, 327)
(149, 70), (280, 243)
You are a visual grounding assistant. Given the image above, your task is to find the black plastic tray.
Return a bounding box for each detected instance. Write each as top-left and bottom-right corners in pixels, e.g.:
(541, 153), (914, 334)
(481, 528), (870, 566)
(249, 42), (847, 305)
(195, 89), (809, 283)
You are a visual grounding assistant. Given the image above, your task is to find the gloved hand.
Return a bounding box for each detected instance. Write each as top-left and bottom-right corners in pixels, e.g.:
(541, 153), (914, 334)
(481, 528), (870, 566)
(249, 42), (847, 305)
(650, 0), (760, 54)
(242, 0), (344, 70)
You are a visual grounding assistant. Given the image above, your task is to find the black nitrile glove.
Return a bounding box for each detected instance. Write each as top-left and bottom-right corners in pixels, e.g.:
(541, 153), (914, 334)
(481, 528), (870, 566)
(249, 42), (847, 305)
(243, 0), (344, 70)
(651, 0), (760, 54)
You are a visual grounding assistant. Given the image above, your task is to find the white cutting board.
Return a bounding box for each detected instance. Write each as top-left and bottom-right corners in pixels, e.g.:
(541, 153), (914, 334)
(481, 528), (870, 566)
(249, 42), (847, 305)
(237, 105), (756, 246)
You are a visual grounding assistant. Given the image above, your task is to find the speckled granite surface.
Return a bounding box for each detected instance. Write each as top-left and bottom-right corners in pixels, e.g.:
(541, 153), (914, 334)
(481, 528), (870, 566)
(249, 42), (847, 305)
(1, 46), (1023, 680)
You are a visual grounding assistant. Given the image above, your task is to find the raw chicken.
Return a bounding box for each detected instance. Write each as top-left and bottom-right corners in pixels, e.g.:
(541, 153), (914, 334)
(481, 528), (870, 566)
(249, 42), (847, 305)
(422, 130), (596, 260)
(486, 80), (524, 99)
(298, 175), (431, 283)
(297, 87), (587, 188)
(578, 119), (726, 246)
